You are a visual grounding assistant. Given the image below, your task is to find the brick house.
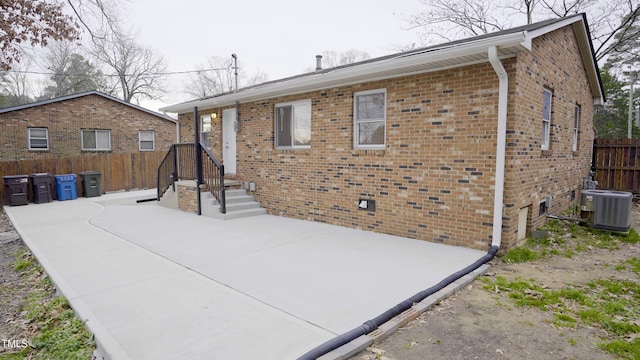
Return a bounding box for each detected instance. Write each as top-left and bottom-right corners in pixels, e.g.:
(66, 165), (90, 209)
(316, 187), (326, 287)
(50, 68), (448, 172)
(0, 91), (178, 161)
(161, 14), (604, 250)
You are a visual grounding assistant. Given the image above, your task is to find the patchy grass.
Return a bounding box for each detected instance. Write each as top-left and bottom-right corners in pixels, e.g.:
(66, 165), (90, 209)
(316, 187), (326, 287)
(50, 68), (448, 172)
(2, 248), (95, 359)
(501, 220), (637, 265)
(626, 257), (640, 275)
(501, 247), (539, 263)
(12, 249), (33, 272)
(484, 275), (640, 358)
(485, 216), (640, 360)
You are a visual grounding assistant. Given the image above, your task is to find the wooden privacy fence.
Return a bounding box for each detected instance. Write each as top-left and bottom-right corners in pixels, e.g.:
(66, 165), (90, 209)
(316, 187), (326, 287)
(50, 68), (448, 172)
(593, 138), (640, 193)
(0, 151), (166, 204)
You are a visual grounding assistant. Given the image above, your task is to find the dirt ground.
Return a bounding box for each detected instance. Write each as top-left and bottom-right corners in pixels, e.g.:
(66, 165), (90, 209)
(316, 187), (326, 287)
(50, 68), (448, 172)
(351, 206), (640, 360)
(0, 208), (35, 356)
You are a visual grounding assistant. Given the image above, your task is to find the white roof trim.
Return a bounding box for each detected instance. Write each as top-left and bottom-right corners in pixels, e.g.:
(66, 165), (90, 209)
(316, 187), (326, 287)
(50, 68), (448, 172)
(161, 14), (603, 113)
(161, 32), (528, 113)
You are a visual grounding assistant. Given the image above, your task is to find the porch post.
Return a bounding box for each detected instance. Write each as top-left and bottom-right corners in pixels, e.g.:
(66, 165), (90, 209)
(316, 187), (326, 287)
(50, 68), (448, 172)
(194, 107), (203, 215)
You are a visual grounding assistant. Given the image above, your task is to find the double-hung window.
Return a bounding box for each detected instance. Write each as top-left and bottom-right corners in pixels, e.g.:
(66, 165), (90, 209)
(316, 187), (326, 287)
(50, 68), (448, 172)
(275, 100), (311, 149)
(354, 89), (386, 149)
(572, 105), (580, 152)
(139, 130), (155, 151)
(28, 127), (49, 150)
(201, 115), (212, 149)
(541, 88), (552, 150)
(82, 129), (111, 151)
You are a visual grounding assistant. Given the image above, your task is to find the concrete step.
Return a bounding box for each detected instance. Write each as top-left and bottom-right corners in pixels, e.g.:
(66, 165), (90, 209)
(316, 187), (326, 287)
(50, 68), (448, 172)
(217, 207), (267, 220)
(201, 188), (265, 220)
(224, 180), (241, 189)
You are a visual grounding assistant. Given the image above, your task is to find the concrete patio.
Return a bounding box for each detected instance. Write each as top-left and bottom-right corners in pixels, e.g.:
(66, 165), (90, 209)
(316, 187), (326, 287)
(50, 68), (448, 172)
(4, 190), (488, 359)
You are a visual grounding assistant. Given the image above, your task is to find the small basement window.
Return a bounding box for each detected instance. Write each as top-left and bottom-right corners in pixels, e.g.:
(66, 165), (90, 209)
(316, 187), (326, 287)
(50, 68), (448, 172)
(539, 201), (547, 215)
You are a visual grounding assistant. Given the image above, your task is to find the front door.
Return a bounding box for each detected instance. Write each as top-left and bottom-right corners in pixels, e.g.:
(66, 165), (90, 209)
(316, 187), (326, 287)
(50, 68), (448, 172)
(222, 108), (237, 175)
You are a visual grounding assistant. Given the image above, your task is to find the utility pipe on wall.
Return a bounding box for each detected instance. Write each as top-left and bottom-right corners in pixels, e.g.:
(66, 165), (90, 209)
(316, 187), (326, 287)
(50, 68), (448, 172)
(488, 46), (508, 249)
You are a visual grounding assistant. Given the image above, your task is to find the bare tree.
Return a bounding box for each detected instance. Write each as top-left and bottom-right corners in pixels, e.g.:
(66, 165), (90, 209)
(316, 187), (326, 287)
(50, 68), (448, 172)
(0, 56), (36, 106)
(1, 0), (79, 70)
(92, 30), (167, 103)
(65, 0), (121, 42)
(183, 56), (269, 98)
(406, 0), (639, 61)
(407, 0), (508, 42)
(39, 41), (105, 99)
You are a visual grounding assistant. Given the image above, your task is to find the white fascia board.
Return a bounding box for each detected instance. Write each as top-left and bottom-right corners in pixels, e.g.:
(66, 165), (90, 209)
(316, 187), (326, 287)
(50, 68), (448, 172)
(161, 32), (528, 114)
(526, 15), (604, 105)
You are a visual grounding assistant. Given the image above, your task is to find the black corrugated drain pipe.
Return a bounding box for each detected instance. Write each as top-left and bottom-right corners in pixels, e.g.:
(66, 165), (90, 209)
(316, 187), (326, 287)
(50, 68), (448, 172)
(297, 245), (500, 360)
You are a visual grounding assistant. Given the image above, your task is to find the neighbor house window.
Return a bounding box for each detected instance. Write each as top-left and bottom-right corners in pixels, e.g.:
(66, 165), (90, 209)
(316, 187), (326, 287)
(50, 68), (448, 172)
(354, 89), (386, 149)
(201, 115), (211, 149)
(82, 129), (111, 151)
(28, 127), (49, 150)
(542, 88), (552, 150)
(275, 99), (311, 148)
(572, 104), (580, 152)
(139, 130), (155, 151)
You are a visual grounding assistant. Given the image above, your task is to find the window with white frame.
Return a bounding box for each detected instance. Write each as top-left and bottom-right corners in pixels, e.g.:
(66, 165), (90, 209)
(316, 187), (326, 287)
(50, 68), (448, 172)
(275, 99), (311, 148)
(201, 115), (212, 149)
(28, 127), (49, 150)
(354, 89), (386, 149)
(82, 129), (111, 151)
(541, 88), (552, 150)
(572, 105), (580, 152)
(139, 130), (155, 151)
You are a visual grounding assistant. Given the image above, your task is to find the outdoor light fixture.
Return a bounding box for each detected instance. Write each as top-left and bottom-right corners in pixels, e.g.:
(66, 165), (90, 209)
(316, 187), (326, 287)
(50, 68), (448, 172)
(211, 112), (218, 119)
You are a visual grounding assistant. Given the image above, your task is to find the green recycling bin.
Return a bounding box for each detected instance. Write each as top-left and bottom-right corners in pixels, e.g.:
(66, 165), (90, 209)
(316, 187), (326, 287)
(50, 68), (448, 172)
(79, 171), (102, 198)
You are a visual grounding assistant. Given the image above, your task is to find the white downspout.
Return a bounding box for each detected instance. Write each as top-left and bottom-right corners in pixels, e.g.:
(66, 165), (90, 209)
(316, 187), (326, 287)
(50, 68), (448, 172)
(488, 46), (508, 249)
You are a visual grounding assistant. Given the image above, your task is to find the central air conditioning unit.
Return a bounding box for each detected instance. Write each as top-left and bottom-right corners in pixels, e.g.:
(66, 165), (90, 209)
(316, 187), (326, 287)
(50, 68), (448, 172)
(580, 190), (633, 232)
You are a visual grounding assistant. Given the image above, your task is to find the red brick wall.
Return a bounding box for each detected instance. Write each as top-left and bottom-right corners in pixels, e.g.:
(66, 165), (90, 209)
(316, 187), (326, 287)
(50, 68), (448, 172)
(177, 25), (596, 250)
(502, 26), (595, 249)
(0, 94), (177, 161)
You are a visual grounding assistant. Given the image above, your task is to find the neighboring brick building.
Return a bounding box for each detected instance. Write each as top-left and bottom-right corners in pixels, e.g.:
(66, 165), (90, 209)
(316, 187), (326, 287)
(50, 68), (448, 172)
(0, 91), (177, 161)
(162, 14), (604, 250)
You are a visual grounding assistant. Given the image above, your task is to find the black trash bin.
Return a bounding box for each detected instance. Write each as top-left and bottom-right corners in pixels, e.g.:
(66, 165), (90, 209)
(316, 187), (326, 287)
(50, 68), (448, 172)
(30, 173), (53, 204)
(3, 175), (29, 206)
(79, 171), (102, 197)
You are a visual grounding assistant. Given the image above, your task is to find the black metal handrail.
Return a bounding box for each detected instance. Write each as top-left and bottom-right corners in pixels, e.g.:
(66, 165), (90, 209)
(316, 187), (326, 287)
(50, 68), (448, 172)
(157, 142), (226, 214)
(157, 144), (177, 200)
(201, 145), (226, 214)
(157, 143), (195, 199)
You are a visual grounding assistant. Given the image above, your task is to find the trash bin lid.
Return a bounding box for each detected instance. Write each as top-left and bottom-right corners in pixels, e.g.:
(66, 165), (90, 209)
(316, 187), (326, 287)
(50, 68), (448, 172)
(79, 171), (102, 175)
(54, 174), (76, 180)
(3, 175), (28, 183)
(29, 173), (52, 177)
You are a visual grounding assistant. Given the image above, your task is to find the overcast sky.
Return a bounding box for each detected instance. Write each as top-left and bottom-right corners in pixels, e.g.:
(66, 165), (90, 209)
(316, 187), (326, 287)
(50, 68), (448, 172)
(121, 0), (425, 113)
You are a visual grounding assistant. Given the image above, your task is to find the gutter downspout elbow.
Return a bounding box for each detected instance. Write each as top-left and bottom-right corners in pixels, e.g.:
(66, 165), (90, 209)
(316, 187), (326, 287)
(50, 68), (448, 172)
(488, 46), (508, 249)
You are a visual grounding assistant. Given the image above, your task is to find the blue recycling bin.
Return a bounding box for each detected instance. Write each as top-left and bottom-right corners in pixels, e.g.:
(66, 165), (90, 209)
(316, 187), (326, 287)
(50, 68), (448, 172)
(54, 174), (78, 201)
